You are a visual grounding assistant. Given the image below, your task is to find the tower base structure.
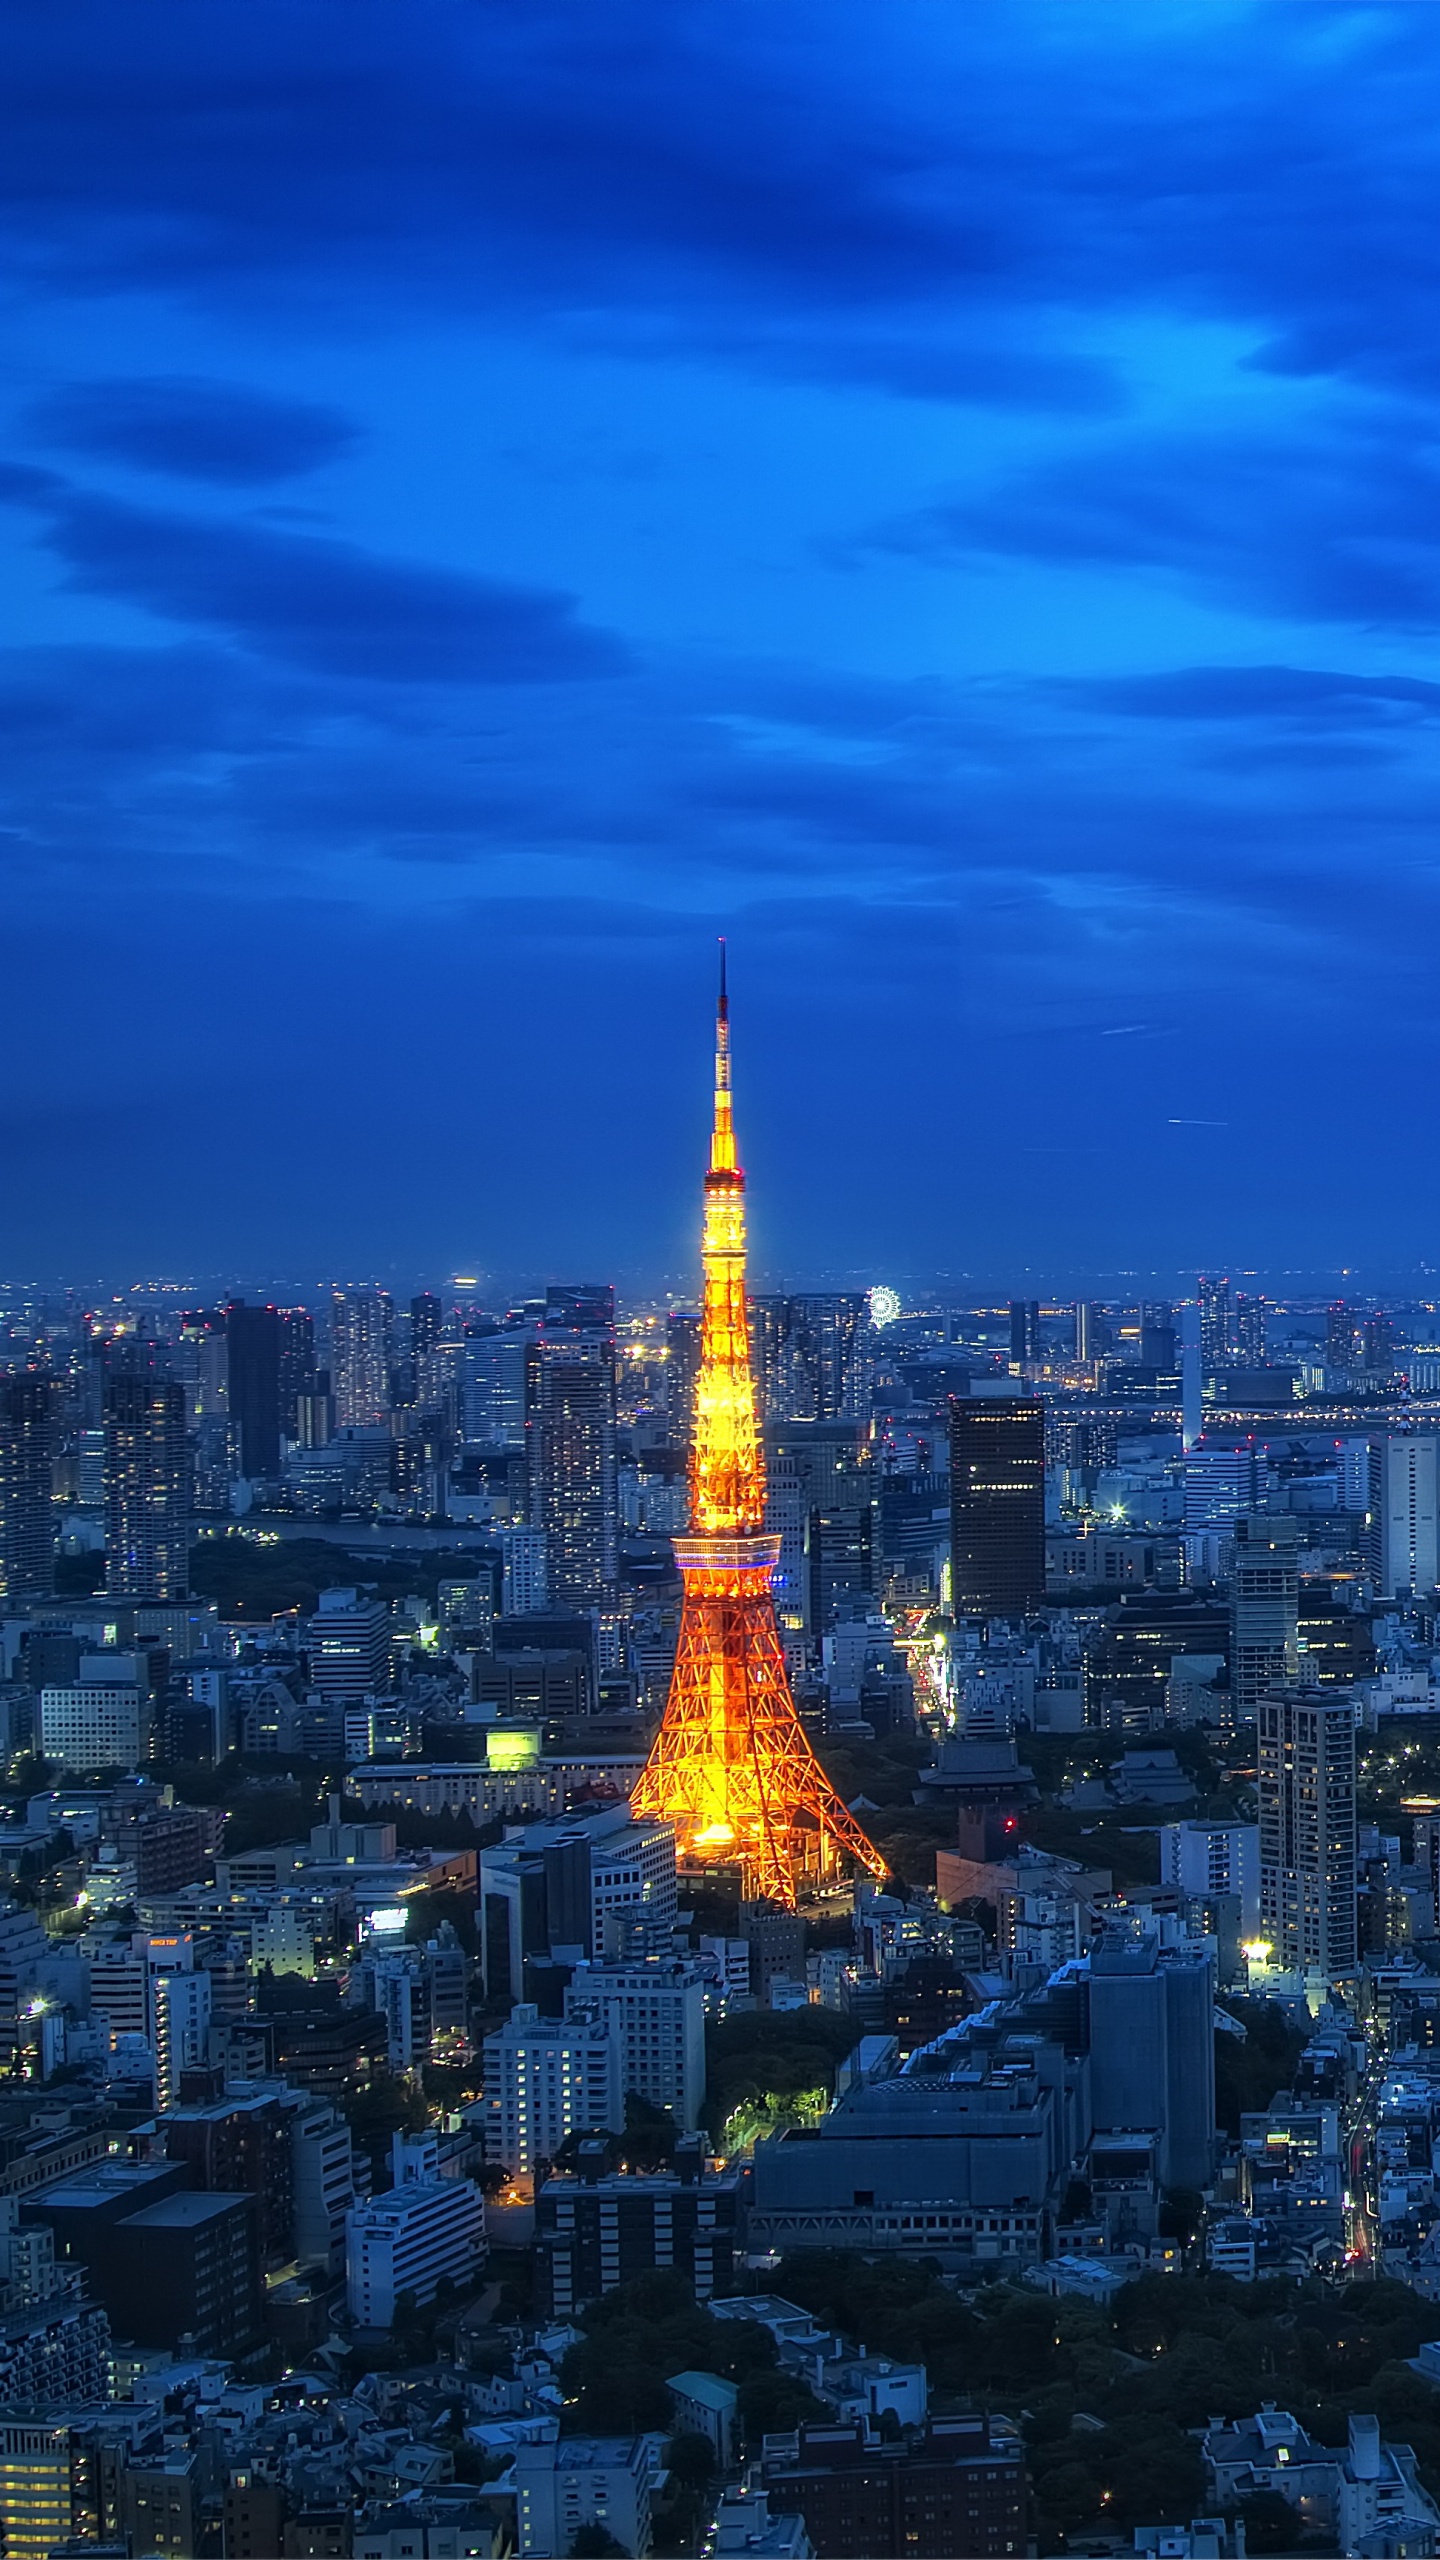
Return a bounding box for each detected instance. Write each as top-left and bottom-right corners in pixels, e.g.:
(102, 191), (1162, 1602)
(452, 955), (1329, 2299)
(633, 1534), (886, 1907)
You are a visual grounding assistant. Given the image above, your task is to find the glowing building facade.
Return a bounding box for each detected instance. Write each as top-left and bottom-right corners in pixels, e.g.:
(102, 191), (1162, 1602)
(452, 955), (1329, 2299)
(632, 955), (885, 1905)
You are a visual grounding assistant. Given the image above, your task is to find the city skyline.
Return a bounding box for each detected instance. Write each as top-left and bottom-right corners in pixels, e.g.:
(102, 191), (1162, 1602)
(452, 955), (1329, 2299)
(8, 10), (1440, 1273)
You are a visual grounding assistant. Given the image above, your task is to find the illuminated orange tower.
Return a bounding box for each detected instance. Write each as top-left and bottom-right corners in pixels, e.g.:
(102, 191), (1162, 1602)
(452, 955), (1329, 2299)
(632, 950), (886, 1906)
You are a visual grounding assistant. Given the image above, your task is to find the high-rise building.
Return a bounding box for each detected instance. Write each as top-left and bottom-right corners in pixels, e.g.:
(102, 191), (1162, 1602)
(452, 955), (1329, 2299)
(1088, 1924), (1216, 2190)
(1363, 1311), (1398, 1373)
(1368, 1435), (1440, 1598)
(104, 1375), (188, 1601)
(525, 1295), (618, 1613)
(1008, 1300), (1040, 1367)
(330, 1287), (390, 1427)
(277, 1305), (315, 1439)
(787, 1294), (872, 1422)
(0, 1373), (55, 1601)
(1233, 1292), (1267, 1364)
(410, 1291), (443, 1402)
(1258, 1687), (1358, 1977)
(746, 1295), (872, 1423)
(1198, 1277), (1232, 1368)
(1139, 1302), (1177, 1370)
(225, 1303), (281, 1479)
(1230, 1513), (1299, 1715)
(664, 1310), (702, 1447)
(1326, 1300), (1357, 1375)
(464, 1314), (536, 1449)
(631, 954), (884, 1904)
(948, 1398), (1045, 1619)
(478, 1803), (679, 2001)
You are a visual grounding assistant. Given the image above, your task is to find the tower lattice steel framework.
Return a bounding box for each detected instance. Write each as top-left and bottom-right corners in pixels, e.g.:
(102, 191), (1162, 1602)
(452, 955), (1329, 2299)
(631, 951), (886, 1905)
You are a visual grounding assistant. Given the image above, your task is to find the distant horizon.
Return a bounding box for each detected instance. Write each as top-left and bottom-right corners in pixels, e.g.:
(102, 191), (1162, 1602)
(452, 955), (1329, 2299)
(7, 1266), (1440, 1314)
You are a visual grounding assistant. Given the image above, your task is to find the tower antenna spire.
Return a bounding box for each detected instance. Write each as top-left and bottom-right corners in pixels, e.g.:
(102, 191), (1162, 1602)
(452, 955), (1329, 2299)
(632, 953), (886, 1906)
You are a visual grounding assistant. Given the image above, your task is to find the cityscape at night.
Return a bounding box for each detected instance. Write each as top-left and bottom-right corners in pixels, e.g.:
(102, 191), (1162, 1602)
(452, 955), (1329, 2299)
(13, 6), (1440, 2558)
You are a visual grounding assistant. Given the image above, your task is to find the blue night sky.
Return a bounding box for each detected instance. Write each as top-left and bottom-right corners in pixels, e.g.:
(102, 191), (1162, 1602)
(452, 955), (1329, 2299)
(5, 4), (1440, 1292)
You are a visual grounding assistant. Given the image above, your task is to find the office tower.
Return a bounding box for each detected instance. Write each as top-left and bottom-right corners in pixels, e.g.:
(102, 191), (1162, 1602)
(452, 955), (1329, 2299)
(225, 1302), (281, 1478)
(1233, 1291), (1267, 1364)
(464, 1313), (536, 1448)
(1258, 1687), (1358, 1976)
(0, 2418), (99, 2560)
(481, 2003), (626, 2174)
(1326, 1300), (1357, 1374)
(1009, 1299), (1040, 1366)
(1183, 1445), (1259, 1529)
(410, 1289), (443, 1396)
(104, 1375), (188, 1599)
(1073, 1300), (1096, 1362)
(1297, 1583), (1376, 1686)
(0, 1373), (55, 1600)
(665, 1309), (702, 1446)
(948, 1398), (1045, 1619)
(294, 1372), (335, 1448)
(276, 1305), (314, 1438)
(330, 1286), (390, 1426)
(564, 1958), (708, 2129)
(1369, 1436), (1440, 1596)
(1085, 1593), (1228, 1731)
(632, 955), (884, 1903)
(308, 1588), (392, 1701)
(1139, 1301), (1177, 1370)
(525, 1294), (618, 1612)
(1230, 1513), (1299, 1714)
(1088, 1926), (1216, 2189)
(1198, 1276), (1232, 1367)
(479, 1803), (679, 2000)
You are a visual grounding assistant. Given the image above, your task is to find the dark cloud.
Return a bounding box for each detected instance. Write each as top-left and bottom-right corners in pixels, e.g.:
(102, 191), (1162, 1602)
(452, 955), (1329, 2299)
(0, 476), (630, 683)
(3, 5), (1436, 410)
(1052, 664), (1440, 727)
(886, 414), (1440, 629)
(25, 375), (358, 484)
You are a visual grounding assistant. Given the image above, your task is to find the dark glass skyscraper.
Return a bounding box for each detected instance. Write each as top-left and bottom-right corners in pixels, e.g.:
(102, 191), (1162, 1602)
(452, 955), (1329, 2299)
(277, 1306), (315, 1438)
(525, 1288), (618, 1611)
(105, 1374), (189, 1600)
(948, 1396), (1045, 1619)
(0, 1372), (56, 1601)
(1008, 1299), (1040, 1365)
(226, 1302), (281, 1478)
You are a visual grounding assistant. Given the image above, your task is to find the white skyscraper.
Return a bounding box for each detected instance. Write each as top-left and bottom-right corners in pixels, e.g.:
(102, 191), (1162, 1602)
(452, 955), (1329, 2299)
(1370, 1435), (1440, 1598)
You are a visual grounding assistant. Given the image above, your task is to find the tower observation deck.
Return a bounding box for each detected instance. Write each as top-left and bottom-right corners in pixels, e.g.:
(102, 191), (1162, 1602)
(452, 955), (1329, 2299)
(631, 950), (886, 1905)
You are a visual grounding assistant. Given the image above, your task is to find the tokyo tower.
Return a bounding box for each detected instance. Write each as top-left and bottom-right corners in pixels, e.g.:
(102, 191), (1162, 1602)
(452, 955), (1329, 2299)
(631, 950), (887, 1906)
